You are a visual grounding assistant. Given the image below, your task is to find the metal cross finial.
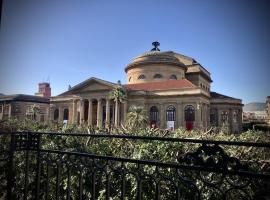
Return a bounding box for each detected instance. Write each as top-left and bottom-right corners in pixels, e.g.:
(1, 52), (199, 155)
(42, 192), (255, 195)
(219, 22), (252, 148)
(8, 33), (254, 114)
(151, 41), (160, 51)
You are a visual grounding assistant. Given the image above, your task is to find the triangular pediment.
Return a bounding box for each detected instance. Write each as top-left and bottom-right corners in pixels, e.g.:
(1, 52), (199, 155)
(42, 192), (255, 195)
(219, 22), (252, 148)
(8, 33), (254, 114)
(59, 77), (117, 96)
(80, 81), (112, 92)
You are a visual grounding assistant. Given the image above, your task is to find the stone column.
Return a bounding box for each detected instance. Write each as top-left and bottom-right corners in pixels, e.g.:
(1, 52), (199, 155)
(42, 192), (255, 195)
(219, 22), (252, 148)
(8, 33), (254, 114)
(46, 105), (50, 124)
(123, 101), (128, 123)
(195, 102), (202, 129)
(159, 104), (165, 129)
(59, 107), (63, 123)
(105, 99), (110, 128)
(114, 100), (119, 127)
(202, 103), (205, 128)
(177, 102), (183, 128)
(8, 104), (12, 119)
(72, 99), (77, 124)
(97, 98), (102, 128)
(229, 108), (233, 133)
(80, 99), (84, 124)
(88, 99), (93, 126)
(238, 109), (243, 131)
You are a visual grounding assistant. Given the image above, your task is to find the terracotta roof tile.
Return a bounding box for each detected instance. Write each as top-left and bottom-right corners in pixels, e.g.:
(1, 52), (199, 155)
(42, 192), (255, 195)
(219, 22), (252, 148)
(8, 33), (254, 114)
(125, 79), (196, 91)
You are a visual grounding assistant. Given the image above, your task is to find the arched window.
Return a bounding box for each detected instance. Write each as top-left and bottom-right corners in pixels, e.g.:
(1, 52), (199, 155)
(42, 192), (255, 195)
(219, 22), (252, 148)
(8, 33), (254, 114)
(150, 106), (159, 123)
(221, 111), (228, 123)
(185, 105), (195, 121)
(153, 74), (163, 79)
(138, 74), (146, 80)
(210, 109), (218, 126)
(54, 109), (59, 120)
(129, 77), (131, 82)
(166, 106), (176, 121)
(63, 108), (69, 120)
(233, 111), (238, 123)
(170, 74), (177, 80)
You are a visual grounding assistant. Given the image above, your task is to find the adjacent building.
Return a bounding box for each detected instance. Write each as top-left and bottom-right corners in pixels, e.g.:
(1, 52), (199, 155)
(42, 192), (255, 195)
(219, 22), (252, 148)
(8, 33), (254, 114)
(50, 42), (243, 132)
(0, 83), (50, 122)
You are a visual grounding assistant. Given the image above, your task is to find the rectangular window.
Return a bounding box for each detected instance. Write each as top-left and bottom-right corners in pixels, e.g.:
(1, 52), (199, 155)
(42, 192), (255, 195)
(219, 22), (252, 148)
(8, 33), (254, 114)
(4, 105), (9, 113)
(40, 115), (44, 122)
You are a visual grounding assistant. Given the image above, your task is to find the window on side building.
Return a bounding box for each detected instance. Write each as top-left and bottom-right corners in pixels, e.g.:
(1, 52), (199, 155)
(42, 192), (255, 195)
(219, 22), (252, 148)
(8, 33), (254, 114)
(54, 109), (59, 120)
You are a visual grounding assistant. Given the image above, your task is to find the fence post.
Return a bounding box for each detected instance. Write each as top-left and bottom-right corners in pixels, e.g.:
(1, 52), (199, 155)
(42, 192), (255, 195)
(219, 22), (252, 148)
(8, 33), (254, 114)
(35, 133), (41, 200)
(7, 133), (15, 200)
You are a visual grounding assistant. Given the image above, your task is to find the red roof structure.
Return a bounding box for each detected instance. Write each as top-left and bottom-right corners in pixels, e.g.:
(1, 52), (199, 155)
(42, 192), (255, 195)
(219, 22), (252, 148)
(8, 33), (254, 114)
(125, 79), (196, 91)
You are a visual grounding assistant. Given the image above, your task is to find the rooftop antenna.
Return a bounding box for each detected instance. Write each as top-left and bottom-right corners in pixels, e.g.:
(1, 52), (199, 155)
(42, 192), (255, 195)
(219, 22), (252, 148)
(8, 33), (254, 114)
(151, 41), (160, 51)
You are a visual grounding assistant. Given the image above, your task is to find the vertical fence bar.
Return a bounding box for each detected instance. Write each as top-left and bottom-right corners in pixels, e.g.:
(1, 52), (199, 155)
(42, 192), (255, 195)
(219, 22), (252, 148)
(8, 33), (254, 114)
(155, 182), (160, 200)
(91, 172), (96, 200)
(79, 172), (83, 200)
(105, 164), (110, 200)
(45, 163), (49, 200)
(155, 167), (160, 200)
(56, 164), (60, 200)
(35, 134), (41, 200)
(67, 167), (71, 200)
(91, 159), (96, 200)
(24, 133), (30, 200)
(121, 162), (125, 200)
(137, 164), (142, 200)
(7, 133), (15, 200)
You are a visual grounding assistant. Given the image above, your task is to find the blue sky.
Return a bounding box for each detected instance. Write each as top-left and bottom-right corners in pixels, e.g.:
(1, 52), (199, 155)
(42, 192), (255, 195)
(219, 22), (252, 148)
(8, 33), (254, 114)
(0, 0), (269, 104)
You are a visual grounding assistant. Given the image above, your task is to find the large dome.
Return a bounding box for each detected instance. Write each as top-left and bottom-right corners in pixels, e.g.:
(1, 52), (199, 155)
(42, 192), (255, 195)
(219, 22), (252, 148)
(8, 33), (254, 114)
(125, 51), (185, 72)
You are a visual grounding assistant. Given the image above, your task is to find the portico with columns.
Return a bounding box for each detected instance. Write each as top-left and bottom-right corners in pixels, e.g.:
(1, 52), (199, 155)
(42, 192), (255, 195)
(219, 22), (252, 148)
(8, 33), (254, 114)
(50, 77), (128, 128)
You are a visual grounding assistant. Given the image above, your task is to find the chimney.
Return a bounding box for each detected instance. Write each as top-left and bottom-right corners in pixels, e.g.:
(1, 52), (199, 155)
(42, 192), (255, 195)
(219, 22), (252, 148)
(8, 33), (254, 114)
(35, 82), (51, 98)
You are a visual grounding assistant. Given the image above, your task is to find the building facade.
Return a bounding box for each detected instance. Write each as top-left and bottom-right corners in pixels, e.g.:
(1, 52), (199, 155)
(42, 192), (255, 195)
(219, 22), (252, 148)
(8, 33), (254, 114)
(0, 83), (50, 122)
(50, 42), (243, 132)
(0, 94), (49, 122)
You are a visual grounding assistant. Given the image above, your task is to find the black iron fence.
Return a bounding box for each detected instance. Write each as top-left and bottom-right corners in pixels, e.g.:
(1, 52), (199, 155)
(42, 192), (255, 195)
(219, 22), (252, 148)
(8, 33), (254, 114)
(0, 132), (270, 200)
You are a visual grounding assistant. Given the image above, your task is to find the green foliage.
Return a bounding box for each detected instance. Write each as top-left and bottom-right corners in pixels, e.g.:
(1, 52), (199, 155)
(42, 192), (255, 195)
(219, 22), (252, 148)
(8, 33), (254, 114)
(125, 105), (148, 132)
(1, 118), (270, 199)
(108, 84), (127, 103)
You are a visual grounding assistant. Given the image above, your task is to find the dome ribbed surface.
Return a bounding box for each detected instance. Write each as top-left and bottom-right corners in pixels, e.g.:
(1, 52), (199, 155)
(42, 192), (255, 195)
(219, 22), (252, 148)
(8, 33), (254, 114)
(125, 51), (185, 72)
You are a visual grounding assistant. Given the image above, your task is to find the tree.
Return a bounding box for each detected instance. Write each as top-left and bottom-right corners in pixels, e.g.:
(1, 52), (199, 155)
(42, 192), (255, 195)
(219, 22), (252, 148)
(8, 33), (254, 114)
(108, 82), (127, 127)
(125, 105), (148, 132)
(26, 104), (40, 120)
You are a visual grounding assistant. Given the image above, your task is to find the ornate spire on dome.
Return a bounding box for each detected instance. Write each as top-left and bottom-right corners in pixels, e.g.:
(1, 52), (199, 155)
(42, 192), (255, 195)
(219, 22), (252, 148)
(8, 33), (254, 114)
(151, 41), (160, 51)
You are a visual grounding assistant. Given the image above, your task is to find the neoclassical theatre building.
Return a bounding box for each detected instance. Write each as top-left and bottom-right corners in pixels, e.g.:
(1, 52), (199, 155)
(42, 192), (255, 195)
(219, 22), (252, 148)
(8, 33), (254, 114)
(50, 42), (243, 132)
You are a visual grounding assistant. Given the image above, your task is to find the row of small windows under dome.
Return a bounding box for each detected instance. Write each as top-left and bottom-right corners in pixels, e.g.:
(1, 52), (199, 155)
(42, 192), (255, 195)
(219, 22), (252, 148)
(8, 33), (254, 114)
(130, 74), (180, 82)
(200, 83), (210, 92)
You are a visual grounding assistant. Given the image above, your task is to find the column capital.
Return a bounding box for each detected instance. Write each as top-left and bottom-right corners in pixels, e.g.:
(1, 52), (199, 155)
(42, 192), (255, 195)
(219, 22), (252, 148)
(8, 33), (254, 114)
(97, 98), (103, 103)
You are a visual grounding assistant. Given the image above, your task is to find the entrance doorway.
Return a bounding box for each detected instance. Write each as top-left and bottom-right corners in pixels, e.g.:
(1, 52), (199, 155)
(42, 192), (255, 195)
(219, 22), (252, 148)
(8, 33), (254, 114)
(185, 105), (195, 131)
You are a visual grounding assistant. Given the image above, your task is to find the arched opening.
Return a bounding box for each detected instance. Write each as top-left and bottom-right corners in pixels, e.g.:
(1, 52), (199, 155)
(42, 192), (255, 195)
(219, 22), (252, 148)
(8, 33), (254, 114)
(138, 74), (146, 80)
(233, 111), (238, 123)
(153, 74), (163, 79)
(92, 99), (98, 126)
(170, 74), (177, 80)
(54, 109), (59, 120)
(221, 111), (228, 123)
(63, 108), (69, 121)
(84, 100), (89, 122)
(185, 105), (195, 130)
(166, 106), (176, 130)
(150, 106), (159, 128)
(210, 108), (218, 126)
